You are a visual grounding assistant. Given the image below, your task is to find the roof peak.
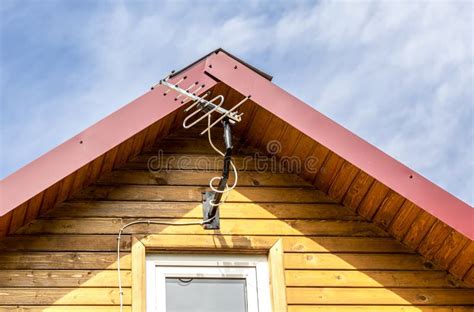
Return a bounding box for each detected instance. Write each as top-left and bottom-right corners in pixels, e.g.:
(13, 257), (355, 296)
(170, 48), (273, 82)
(1, 48), (472, 241)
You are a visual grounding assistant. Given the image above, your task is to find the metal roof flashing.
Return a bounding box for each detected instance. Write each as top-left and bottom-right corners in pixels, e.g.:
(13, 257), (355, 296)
(171, 48), (273, 82)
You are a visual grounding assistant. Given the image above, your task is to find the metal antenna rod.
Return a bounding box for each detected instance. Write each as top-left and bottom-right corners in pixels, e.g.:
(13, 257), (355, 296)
(160, 79), (242, 124)
(159, 72), (249, 230)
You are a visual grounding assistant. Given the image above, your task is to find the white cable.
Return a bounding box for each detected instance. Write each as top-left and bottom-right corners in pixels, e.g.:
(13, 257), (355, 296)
(117, 217), (215, 312)
(120, 75), (240, 310)
(116, 83), (240, 310)
(206, 114), (238, 205)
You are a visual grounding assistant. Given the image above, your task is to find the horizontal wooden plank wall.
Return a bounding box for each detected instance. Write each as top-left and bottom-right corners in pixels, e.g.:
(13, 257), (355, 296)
(0, 124), (473, 311)
(225, 87), (474, 288)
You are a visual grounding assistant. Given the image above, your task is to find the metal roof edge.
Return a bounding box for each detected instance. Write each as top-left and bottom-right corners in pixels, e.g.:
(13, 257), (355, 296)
(1, 48), (472, 241)
(0, 58), (217, 216)
(205, 51), (474, 240)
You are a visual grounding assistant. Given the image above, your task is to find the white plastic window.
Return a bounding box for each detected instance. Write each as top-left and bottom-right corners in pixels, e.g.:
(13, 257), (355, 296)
(146, 254), (271, 312)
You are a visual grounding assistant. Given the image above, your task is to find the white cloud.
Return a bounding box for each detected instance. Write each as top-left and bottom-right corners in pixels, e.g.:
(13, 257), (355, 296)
(1, 0), (472, 205)
(293, 1), (473, 204)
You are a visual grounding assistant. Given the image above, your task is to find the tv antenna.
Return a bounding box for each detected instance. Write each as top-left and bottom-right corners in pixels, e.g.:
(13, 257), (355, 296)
(158, 72), (250, 229)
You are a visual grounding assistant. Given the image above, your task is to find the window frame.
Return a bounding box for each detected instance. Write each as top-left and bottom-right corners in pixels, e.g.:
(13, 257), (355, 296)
(131, 235), (287, 312)
(146, 254), (270, 312)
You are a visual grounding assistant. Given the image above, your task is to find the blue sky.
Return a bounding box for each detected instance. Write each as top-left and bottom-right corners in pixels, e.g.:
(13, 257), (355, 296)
(1, 0), (472, 206)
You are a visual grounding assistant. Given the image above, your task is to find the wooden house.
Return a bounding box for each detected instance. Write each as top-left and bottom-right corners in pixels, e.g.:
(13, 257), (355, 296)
(0, 49), (473, 311)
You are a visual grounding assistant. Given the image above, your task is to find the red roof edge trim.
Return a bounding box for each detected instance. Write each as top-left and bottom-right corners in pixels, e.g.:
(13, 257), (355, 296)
(206, 51), (474, 240)
(0, 60), (217, 216)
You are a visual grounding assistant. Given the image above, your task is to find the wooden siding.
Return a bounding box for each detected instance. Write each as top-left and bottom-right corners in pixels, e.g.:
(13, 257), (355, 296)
(2, 82), (471, 286)
(0, 127), (472, 311)
(226, 87), (474, 287)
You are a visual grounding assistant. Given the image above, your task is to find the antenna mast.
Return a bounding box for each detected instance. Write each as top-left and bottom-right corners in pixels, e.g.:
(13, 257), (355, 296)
(158, 73), (249, 229)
